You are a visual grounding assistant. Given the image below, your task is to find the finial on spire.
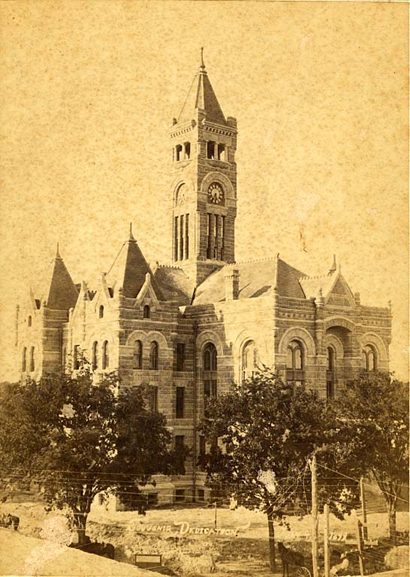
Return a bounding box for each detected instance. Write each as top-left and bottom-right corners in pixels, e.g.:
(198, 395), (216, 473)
(329, 254), (337, 274)
(200, 47), (205, 70)
(129, 222), (135, 241)
(56, 242), (61, 259)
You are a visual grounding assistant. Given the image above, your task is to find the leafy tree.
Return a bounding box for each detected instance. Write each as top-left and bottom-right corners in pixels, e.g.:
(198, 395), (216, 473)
(200, 370), (362, 571)
(336, 371), (409, 544)
(0, 366), (173, 544)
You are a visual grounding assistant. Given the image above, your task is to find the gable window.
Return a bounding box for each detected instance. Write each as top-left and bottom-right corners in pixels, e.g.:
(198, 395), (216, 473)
(362, 345), (377, 371)
(241, 340), (257, 382)
(102, 340), (109, 370)
(176, 387), (185, 418)
(134, 340), (143, 369)
(326, 346), (336, 399)
(22, 347), (27, 372)
(28, 316), (32, 327)
(30, 346), (35, 372)
(92, 341), (98, 370)
(99, 305), (104, 318)
(150, 341), (159, 370)
(143, 305), (150, 319)
(286, 340), (305, 385)
(176, 343), (185, 371)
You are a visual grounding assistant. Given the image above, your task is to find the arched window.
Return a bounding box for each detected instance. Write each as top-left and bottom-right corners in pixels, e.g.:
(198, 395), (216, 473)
(286, 340), (305, 385)
(28, 316), (32, 327)
(92, 341), (98, 370)
(150, 341), (159, 370)
(143, 305), (150, 319)
(203, 343), (218, 414)
(30, 346), (35, 372)
(203, 343), (217, 371)
(99, 305), (104, 319)
(134, 340), (143, 369)
(102, 340), (109, 370)
(326, 346), (336, 399)
(22, 347), (27, 372)
(241, 340), (257, 382)
(62, 347), (66, 370)
(74, 345), (80, 370)
(362, 345), (377, 371)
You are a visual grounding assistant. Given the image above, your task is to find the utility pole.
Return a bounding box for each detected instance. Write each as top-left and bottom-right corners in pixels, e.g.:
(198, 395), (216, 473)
(324, 503), (330, 577)
(310, 454), (319, 577)
(214, 501), (218, 529)
(360, 477), (368, 541)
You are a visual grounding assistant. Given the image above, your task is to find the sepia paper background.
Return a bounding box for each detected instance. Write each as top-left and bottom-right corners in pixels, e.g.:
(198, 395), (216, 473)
(0, 0), (408, 381)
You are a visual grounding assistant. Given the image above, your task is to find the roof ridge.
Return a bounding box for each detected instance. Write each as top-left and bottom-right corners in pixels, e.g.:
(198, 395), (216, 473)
(235, 257), (277, 265)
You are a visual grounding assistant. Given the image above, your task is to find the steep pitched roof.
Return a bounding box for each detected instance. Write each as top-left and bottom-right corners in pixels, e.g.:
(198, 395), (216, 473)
(192, 257), (306, 305)
(178, 55), (227, 126)
(105, 231), (161, 299)
(300, 270), (355, 306)
(46, 246), (79, 310)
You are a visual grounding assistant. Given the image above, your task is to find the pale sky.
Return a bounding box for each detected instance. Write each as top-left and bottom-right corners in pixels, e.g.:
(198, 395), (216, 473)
(0, 1), (408, 380)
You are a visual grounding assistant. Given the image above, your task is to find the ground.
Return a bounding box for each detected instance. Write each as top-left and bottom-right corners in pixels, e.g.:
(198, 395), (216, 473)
(0, 500), (408, 577)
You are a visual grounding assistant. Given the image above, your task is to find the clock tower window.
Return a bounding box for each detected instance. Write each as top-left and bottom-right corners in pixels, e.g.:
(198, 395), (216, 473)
(207, 141), (215, 159)
(217, 144), (226, 161)
(174, 213), (190, 261)
(175, 144), (183, 162)
(184, 142), (191, 159)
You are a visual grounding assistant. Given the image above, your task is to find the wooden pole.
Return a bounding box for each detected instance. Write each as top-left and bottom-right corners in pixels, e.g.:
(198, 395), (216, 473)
(311, 454), (319, 577)
(355, 517), (365, 577)
(214, 501), (217, 529)
(324, 503), (330, 577)
(360, 477), (368, 542)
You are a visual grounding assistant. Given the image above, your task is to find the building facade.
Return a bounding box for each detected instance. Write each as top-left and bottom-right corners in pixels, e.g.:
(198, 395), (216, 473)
(16, 56), (392, 504)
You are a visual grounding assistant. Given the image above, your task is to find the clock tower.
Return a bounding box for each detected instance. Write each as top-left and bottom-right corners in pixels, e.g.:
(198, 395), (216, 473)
(170, 50), (237, 286)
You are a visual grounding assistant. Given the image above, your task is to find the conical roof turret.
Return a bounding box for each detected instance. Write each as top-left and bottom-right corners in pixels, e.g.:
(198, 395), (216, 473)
(106, 225), (161, 299)
(46, 244), (79, 310)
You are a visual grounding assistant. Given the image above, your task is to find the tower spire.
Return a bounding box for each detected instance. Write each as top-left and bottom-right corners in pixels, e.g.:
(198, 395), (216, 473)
(129, 222), (135, 242)
(200, 47), (205, 71)
(329, 254), (337, 274)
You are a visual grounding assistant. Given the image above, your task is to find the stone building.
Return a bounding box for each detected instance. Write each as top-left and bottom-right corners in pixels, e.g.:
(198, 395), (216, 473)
(16, 55), (392, 504)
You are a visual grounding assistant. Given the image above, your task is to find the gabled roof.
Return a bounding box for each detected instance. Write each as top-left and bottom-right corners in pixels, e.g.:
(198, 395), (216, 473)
(192, 257), (306, 305)
(153, 265), (194, 305)
(300, 270), (355, 306)
(46, 246), (79, 310)
(178, 54), (227, 126)
(105, 231), (161, 300)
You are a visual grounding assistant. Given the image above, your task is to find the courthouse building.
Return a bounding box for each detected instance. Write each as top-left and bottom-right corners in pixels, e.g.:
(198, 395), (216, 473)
(16, 56), (392, 503)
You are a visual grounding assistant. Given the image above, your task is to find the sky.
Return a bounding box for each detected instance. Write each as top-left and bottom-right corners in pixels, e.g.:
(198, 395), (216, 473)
(0, 0), (408, 380)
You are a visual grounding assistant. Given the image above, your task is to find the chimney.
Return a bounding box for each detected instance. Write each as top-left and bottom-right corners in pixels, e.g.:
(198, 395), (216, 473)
(225, 266), (240, 300)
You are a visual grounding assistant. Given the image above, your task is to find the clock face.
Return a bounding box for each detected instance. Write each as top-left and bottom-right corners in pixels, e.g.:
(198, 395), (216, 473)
(208, 182), (224, 205)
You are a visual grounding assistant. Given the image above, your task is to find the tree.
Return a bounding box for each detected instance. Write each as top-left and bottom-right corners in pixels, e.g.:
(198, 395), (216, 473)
(336, 371), (409, 544)
(0, 367), (173, 544)
(200, 370), (361, 571)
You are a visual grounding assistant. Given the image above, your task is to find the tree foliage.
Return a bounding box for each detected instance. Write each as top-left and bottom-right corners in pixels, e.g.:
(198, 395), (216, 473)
(200, 370), (366, 569)
(0, 367), (173, 543)
(336, 371), (409, 542)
